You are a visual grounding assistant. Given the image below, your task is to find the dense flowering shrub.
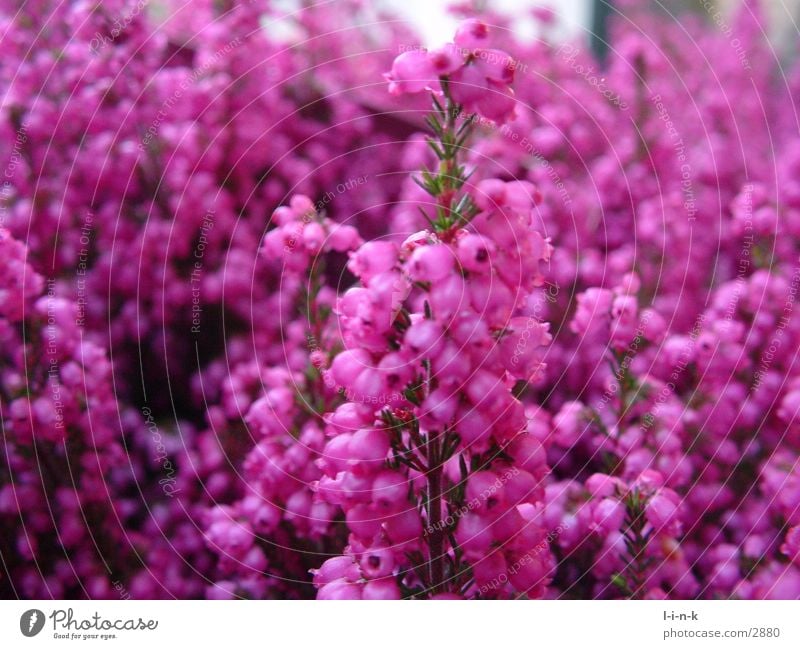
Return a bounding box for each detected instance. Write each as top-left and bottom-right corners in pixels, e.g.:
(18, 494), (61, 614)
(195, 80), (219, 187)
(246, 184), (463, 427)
(2, 0), (800, 600)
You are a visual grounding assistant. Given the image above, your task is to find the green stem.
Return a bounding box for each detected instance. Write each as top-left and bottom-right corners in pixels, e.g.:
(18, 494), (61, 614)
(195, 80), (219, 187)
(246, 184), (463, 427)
(417, 78), (476, 232)
(437, 79), (459, 224)
(426, 429), (445, 594)
(620, 490), (653, 599)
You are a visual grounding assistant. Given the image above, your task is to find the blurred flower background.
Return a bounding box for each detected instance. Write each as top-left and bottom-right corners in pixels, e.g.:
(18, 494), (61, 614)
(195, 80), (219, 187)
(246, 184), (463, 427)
(2, 0), (800, 600)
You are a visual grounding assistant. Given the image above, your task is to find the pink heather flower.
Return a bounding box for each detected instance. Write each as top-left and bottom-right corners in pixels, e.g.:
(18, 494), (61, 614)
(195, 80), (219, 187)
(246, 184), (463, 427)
(347, 241), (397, 281)
(429, 43), (466, 75)
(472, 550), (508, 589)
(404, 318), (445, 358)
(239, 496), (281, 534)
(466, 471), (506, 513)
(206, 582), (237, 600)
(432, 342), (472, 387)
(504, 468), (544, 506)
(205, 518), (254, 561)
(639, 307), (667, 343)
(330, 348), (372, 388)
(449, 63), (491, 108)
(475, 80), (516, 122)
(346, 504), (382, 543)
(302, 221), (326, 252)
(350, 367), (388, 400)
(455, 512), (494, 557)
(455, 408), (494, 451)
(781, 526), (800, 564)
(328, 224), (362, 252)
(457, 233), (495, 272)
(586, 473), (625, 498)
(428, 274), (468, 322)
(645, 489), (682, 534)
(371, 470), (410, 512)
(635, 469), (665, 492)
(507, 551), (552, 598)
(450, 67), (517, 124)
(0, 229), (43, 322)
(421, 388), (459, 427)
(592, 497), (625, 535)
(474, 49), (516, 84)
(384, 21), (517, 123)
(378, 352), (414, 391)
(499, 316), (551, 382)
(348, 428), (391, 469)
(473, 178), (510, 210)
(778, 388), (800, 424)
(507, 434), (547, 474)
(552, 401), (587, 446)
(359, 547), (396, 579)
(453, 19), (491, 50)
(326, 402), (374, 432)
(571, 287), (614, 338)
(384, 509), (423, 545)
(610, 294), (640, 348)
(385, 50), (436, 95)
(317, 579), (363, 600)
(362, 577), (402, 599)
(407, 243), (455, 282)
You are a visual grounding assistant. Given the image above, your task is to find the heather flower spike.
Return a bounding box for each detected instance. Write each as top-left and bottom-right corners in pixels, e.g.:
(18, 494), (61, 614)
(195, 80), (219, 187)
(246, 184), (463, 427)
(310, 21), (552, 599)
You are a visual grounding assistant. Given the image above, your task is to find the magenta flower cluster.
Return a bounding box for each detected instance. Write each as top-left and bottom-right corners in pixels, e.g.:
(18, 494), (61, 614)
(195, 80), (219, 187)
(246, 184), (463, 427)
(1, 0), (800, 600)
(386, 18), (517, 123)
